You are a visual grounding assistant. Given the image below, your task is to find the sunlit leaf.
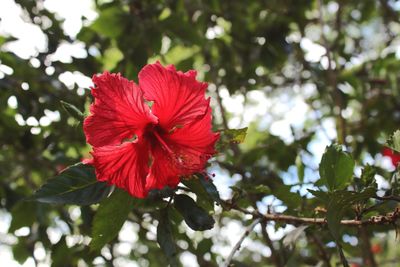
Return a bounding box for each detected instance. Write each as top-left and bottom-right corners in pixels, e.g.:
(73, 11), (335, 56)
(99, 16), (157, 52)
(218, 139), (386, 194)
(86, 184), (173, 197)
(216, 127), (247, 151)
(386, 130), (400, 152)
(90, 189), (133, 251)
(319, 144), (355, 191)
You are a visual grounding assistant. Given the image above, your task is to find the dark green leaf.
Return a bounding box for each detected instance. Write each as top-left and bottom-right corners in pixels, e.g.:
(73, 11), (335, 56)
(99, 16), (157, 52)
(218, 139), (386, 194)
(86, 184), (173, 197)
(319, 144), (355, 191)
(90, 189), (133, 251)
(197, 238), (212, 255)
(60, 101), (84, 120)
(198, 175), (221, 204)
(386, 130), (400, 152)
(182, 179), (214, 211)
(30, 163), (112, 205)
(51, 236), (75, 267)
(157, 208), (179, 267)
(308, 189), (330, 202)
(274, 185), (302, 210)
(174, 194), (215, 231)
(12, 238), (30, 264)
(183, 174), (221, 211)
(148, 186), (175, 200)
(326, 187), (376, 240)
(9, 201), (36, 232)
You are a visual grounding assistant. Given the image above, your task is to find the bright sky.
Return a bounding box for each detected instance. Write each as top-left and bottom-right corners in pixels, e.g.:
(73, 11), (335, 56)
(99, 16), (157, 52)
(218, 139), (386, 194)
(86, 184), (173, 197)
(0, 0), (397, 266)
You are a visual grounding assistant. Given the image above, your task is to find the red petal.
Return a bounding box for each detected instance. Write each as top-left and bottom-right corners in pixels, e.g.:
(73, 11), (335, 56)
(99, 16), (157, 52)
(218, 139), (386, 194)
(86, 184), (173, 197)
(145, 145), (180, 191)
(84, 72), (157, 147)
(138, 62), (209, 131)
(92, 139), (150, 198)
(382, 147), (400, 166)
(162, 108), (220, 175)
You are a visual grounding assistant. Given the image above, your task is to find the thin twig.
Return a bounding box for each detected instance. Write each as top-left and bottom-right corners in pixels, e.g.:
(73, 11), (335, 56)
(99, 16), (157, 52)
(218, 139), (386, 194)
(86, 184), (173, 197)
(374, 195), (400, 202)
(308, 233), (332, 267)
(359, 226), (377, 267)
(260, 221), (283, 267)
(317, 0), (346, 145)
(223, 218), (262, 267)
(222, 200), (400, 226)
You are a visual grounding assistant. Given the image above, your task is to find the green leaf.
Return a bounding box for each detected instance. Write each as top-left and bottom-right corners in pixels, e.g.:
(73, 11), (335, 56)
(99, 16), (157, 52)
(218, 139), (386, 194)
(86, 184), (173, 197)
(361, 165), (377, 187)
(60, 101), (84, 120)
(90, 6), (126, 39)
(386, 130), (400, 152)
(174, 194), (215, 231)
(148, 186), (175, 200)
(198, 175), (221, 204)
(319, 144), (355, 191)
(9, 201), (36, 232)
(182, 179), (214, 211)
(326, 187), (376, 241)
(102, 45), (123, 71)
(296, 154), (305, 183)
(90, 189), (133, 251)
(157, 208), (179, 267)
(253, 185), (271, 194)
(274, 186), (303, 210)
(308, 189), (330, 202)
(216, 127), (248, 150)
(51, 237), (75, 266)
(12, 238), (30, 264)
(182, 174), (221, 211)
(30, 163), (112, 205)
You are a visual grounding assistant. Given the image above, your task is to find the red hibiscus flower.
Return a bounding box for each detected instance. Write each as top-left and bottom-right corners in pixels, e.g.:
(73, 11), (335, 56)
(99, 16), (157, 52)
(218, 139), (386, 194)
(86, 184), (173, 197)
(382, 147), (400, 167)
(83, 62), (220, 198)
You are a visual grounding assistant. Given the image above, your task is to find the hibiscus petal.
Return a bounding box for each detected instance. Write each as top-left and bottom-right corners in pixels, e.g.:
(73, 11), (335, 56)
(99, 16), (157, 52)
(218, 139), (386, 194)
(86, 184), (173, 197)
(84, 72), (157, 147)
(145, 145), (180, 191)
(92, 139), (150, 198)
(161, 108), (220, 175)
(138, 62), (209, 130)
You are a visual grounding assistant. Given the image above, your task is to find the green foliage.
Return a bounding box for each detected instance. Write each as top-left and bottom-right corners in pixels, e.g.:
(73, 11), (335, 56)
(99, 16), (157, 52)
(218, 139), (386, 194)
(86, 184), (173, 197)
(30, 163), (112, 205)
(173, 194), (215, 231)
(325, 188), (376, 241)
(198, 174), (221, 205)
(296, 154), (305, 183)
(157, 208), (179, 267)
(182, 174), (221, 211)
(9, 201), (36, 232)
(60, 101), (85, 120)
(319, 144), (355, 191)
(216, 127), (247, 151)
(386, 130), (400, 152)
(90, 189), (134, 251)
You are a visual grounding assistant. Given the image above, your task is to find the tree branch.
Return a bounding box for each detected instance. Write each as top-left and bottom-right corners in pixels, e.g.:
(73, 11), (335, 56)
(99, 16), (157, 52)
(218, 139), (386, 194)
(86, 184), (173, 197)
(223, 201), (400, 226)
(309, 233), (332, 267)
(260, 221), (283, 267)
(223, 218), (262, 267)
